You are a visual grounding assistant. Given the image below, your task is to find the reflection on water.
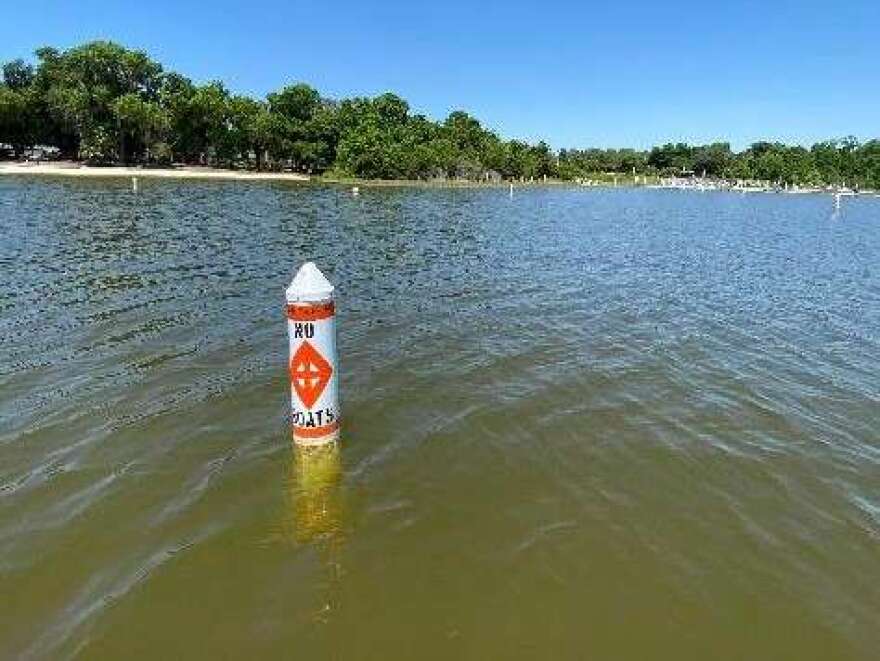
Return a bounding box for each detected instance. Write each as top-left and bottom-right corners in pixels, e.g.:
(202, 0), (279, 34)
(286, 443), (344, 546)
(285, 443), (345, 626)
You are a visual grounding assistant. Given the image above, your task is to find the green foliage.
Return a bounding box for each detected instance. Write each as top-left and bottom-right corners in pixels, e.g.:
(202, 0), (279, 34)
(692, 143), (732, 176)
(0, 86), (34, 156)
(80, 125), (117, 164)
(185, 82), (232, 165)
(28, 41), (164, 158)
(1, 40), (879, 186)
(560, 147), (648, 177)
(113, 93), (168, 163)
(562, 139), (880, 188)
(647, 143), (696, 172)
(268, 84), (320, 122)
(150, 141), (173, 166)
(2, 59), (35, 91)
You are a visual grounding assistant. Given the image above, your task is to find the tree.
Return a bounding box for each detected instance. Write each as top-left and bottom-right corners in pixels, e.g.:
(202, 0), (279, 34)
(302, 104), (341, 172)
(648, 143), (695, 173)
(530, 141), (556, 178)
(373, 93), (409, 126)
(26, 41), (163, 159)
(857, 140), (880, 188)
(171, 82), (231, 165)
(336, 124), (388, 179)
(268, 83), (320, 122)
(444, 111), (483, 151)
(227, 95), (262, 167)
(159, 72), (196, 162)
(2, 59), (35, 91)
(113, 93), (168, 163)
(0, 86), (34, 156)
(80, 125), (117, 164)
(753, 149), (786, 182)
(692, 143), (732, 177)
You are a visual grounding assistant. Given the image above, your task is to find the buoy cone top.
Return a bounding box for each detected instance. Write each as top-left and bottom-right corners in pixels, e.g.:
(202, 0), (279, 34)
(286, 262), (334, 303)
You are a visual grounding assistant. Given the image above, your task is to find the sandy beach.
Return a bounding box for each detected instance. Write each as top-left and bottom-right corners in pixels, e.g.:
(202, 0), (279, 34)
(0, 161), (310, 182)
(0, 161), (578, 188)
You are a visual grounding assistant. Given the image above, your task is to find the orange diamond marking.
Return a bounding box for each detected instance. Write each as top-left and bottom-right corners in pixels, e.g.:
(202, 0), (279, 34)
(290, 341), (333, 409)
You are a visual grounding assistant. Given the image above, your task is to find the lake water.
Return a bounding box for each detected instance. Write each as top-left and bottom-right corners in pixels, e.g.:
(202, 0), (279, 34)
(1, 178), (878, 660)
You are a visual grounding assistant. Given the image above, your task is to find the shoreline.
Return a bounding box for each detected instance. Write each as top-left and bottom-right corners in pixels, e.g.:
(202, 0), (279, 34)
(317, 175), (574, 189)
(0, 162), (579, 188)
(0, 162), (311, 182)
(3, 163), (872, 196)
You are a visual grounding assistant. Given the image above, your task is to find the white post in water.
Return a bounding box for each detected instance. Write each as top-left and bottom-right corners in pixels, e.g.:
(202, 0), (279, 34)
(286, 262), (340, 446)
(509, 182), (513, 198)
(132, 176), (138, 192)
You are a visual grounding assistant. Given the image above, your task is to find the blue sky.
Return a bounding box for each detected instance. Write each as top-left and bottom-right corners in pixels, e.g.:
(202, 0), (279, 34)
(5, 0), (878, 150)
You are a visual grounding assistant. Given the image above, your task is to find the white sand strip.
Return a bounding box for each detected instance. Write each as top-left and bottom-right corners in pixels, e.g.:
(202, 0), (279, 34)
(0, 162), (310, 182)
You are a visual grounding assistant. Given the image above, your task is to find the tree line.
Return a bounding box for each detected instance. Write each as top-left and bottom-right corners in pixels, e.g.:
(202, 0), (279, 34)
(1, 41), (878, 187)
(560, 140), (880, 188)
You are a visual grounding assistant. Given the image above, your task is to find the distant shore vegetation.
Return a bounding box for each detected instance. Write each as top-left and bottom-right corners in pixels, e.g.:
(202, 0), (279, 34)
(1, 41), (879, 187)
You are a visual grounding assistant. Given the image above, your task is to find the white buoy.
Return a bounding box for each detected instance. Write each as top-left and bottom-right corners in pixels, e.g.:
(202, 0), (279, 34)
(351, 186), (359, 196)
(286, 262), (340, 446)
(132, 176), (138, 192)
(509, 182), (513, 198)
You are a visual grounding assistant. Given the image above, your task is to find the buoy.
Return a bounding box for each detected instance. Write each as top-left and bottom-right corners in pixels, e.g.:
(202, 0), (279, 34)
(286, 262), (340, 446)
(132, 176), (138, 192)
(509, 182), (513, 198)
(351, 186), (359, 196)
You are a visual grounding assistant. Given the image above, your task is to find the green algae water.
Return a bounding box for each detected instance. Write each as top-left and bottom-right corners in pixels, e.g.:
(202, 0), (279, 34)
(1, 178), (879, 660)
